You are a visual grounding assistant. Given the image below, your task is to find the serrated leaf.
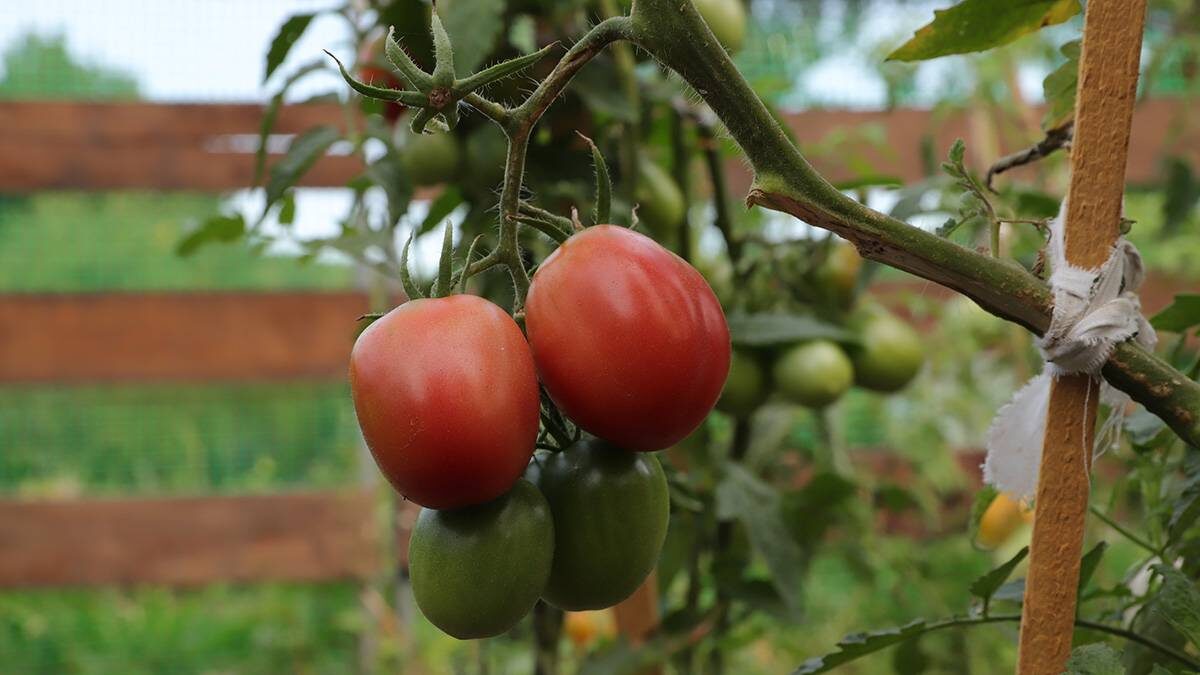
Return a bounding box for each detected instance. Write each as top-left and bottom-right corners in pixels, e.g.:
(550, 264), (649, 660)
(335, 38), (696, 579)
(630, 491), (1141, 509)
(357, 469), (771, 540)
(1064, 643), (1124, 675)
(440, 0), (505, 75)
(1077, 542), (1107, 594)
(716, 464), (806, 614)
(1151, 294), (1200, 333)
(264, 13), (316, 83)
(1153, 565), (1200, 649)
(794, 620), (930, 674)
(265, 125), (340, 209)
(727, 313), (858, 348)
(1043, 40), (1080, 131)
(969, 546), (1029, 605)
(888, 0), (1080, 62)
(175, 214), (246, 257)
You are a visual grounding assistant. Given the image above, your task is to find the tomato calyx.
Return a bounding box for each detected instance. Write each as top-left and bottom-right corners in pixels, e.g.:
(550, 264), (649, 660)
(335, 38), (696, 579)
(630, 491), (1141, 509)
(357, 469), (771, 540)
(328, 4), (556, 134)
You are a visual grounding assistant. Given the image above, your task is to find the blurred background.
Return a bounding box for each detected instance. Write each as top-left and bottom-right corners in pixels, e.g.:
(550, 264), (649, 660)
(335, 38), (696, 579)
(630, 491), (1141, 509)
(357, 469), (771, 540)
(1, 1), (1198, 673)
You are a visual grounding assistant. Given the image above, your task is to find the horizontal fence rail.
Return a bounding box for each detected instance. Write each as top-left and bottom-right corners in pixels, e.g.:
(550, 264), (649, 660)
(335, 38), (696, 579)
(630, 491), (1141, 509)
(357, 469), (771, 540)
(0, 490), (379, 588)
(0, 99), (1196, 192)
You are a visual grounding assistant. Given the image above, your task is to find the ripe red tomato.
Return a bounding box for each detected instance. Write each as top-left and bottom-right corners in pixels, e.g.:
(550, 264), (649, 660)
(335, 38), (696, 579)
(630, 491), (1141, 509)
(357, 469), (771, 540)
(525, 225), (731, 451)
(349, 295), (540, 509)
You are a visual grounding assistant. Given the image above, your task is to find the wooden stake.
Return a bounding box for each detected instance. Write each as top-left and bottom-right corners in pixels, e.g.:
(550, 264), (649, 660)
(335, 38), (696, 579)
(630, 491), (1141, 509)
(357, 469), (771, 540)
(1017, 1), (1147, 673)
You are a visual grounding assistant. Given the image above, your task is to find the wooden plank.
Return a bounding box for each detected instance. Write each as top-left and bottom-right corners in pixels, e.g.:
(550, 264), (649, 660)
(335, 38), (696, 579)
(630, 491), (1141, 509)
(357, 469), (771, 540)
(1, 274), (1190, 384)
(1019, 1), (1147, 672)
(1, 100), (1196, 192)
(0, 490), (379, 588)
(0, 291), (371, 383)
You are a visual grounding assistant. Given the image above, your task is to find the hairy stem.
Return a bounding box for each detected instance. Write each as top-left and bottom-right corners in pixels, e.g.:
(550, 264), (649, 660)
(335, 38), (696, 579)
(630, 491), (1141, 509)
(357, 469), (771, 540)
(625, 0), (1200, 448)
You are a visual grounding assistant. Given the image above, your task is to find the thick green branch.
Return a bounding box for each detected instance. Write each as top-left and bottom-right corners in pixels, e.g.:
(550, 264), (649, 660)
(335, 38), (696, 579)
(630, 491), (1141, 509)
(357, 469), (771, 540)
(626, 0), (1200, 448)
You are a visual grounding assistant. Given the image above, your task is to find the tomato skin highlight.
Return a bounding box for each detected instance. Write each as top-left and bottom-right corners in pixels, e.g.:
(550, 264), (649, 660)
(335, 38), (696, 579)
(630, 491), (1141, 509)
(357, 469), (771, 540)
(349, 295), (540, 509)
(529, 440), (670, 611)
(408, 479), (554, 639)
(525, 226), (732, 451)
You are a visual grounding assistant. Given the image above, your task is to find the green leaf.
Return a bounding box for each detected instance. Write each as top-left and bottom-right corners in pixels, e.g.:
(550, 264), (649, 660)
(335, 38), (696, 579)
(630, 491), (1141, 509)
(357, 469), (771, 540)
(1162, 157), (1200, 236)
(418, 186), (465, 236)
(256, 60), (327, 185)
(716, 464), (807, 614)
(969, 546), (1029, 606)
(781, 473), (857, 547)
(265, 125), (340, 209)
(888, 0), (1080, 62)
(1042, 40), (1080, 131)
(1151, 294), (1200, 333)
(1153, 565), (1200, 649)
(795, 619), (931, 674)
(264, 13), (316, 83)
(175, 214), (246, 257)
(277, 191), (296, 226)
(727, 313), (858, 348)
(440, 0), (505, 75)
(1077, 542), (1108, 594)
(1064, 644), (1124, 675)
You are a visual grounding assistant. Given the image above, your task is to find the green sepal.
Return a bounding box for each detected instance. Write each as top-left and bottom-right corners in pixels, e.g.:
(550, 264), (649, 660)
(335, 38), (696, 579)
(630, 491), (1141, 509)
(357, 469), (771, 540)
(430, 3), (456, 86)
(455, 43), (558, 95)
(577, 132), (611, 225)
(409, 107), (438, 135)
(399, 230), (425, 300)
(457, 234), (485, 294)
(433, 222), (454, 297)
(325, 51), (427, 106)
(385, 27), (433, 92)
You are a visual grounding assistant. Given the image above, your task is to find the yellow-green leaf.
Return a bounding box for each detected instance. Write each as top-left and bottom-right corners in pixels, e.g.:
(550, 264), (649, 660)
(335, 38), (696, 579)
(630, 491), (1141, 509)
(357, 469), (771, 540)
(888, 0), (1080, 62)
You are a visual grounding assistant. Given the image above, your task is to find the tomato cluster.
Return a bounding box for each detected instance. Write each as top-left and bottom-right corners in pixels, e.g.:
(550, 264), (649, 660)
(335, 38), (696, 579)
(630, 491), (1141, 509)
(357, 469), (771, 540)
(715, 244), (926, 417)
(350, 225), (729, 639)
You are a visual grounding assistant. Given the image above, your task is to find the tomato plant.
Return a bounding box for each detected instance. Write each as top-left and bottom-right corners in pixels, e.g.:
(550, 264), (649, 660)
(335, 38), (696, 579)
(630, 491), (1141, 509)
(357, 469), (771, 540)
(526, 225), (731, 451)
(772, 340), (855, 409)
(349, 294), (540, 510)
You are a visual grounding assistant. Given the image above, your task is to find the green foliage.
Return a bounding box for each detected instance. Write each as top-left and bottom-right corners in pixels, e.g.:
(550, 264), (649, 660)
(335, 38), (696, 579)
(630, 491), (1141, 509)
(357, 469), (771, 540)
(1153, 565), (1200, 649)
(0, 33), (138, 100)
(715, 464), (807, 614)
(1162, 157), (1200, 236)
(1065, 644), (1125, 675)
(439, 0), (506, 75)
(263, 13), (316, 83)
(1151, 294), (1200, 333)
(175, 214), (246, 257)
(265, 125), (342, 210)
(969, 546), (1028, 610)
(726, 313), (857, 348)
(794, 619), (934, 674)
(1043, 39), (1081, 130)
(888, 0), (1080, 62)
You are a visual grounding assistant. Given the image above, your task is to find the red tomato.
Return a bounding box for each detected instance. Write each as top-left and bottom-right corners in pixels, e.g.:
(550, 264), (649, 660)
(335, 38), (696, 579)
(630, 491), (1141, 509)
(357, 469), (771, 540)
(526, 226), (731, 451)
(350, 295), (540, 509)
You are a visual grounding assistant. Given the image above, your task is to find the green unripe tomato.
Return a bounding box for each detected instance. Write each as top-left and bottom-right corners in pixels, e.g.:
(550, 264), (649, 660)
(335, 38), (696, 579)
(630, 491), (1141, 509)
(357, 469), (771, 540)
(529, 439), (669, 611)
(852, 313), (925, 392)
(402, 132), (461, 186)
(773, 340), (854, 408)
(634, 159), (686, 237)
(818, 242), (863, 308)
(716, 350), (767, 418)
(408, 479), (553, 639)
(693, 0), (748, 54)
